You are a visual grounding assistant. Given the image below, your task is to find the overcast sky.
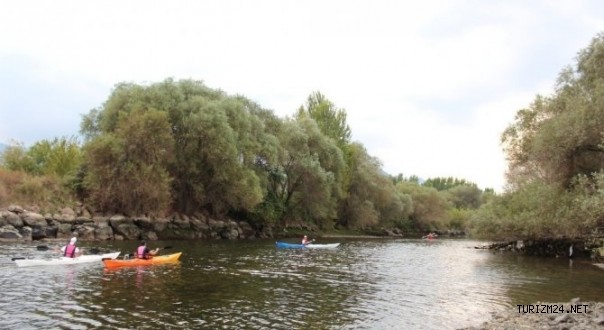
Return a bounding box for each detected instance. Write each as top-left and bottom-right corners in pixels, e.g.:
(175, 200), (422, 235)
(1, 0), (603, 192)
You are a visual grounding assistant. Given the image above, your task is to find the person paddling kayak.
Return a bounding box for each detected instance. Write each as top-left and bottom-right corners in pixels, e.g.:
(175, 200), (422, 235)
(302, 235), (314, 245)
(61, 237), (81, 258)
(135, 240), (159, 259)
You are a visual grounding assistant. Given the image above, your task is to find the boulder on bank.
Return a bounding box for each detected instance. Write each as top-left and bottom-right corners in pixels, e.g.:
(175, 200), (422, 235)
(1, 211), (23, 228)
(0, 225), (22, 239)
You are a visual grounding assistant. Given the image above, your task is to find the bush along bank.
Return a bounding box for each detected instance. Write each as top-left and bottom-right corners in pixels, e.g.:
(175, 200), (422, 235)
(0, 205), (270, 242)
(480, 237), (604, 261)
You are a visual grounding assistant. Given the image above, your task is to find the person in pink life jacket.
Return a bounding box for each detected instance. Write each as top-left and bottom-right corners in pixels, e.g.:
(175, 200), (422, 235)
(135, 240), (159, 259)
(60, 237), (81, 258)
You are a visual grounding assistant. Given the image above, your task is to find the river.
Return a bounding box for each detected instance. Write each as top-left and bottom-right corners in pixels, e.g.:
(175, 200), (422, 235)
(0, 238), (602, 329)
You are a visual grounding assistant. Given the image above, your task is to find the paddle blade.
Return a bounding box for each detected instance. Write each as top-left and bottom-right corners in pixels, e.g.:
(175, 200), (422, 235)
(11, 257), (25, 261)
(36, 245), (50, 251)
(162, 246), (173, 250)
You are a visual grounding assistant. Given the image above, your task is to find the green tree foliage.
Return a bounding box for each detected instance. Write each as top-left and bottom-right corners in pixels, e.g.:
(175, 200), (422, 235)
(446, 184), (482, 209)
(391, 173), (421, 185)
(0, 137), (82, 180)
(261, 117), (345, 228)
(470, 180), (586, 239)
(473, 33), (604, 239)
(82, 79), (272, 217)
(83, 109), (174, 215)
(396, 181), (450, 230)
(296, 91), (351, 148)
(503, 33), (604, 189)
(339, 143), (412, 229)
(0, 142), (34, 173)
(423, 177), (473, 191)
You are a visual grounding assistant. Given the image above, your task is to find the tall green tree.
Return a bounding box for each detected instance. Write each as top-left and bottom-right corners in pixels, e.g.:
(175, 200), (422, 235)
(473, 32), (604, 239)
(263, 117), (345, 228)
(503, 33), (604, 189)
(296, 91), (351, 148)
(81, 79), (271, 217)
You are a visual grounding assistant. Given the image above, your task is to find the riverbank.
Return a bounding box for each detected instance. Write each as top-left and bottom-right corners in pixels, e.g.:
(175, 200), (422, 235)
(460, 299), (604, 330)
(476, 237), (604, 261)
(0, 204), (408, 243)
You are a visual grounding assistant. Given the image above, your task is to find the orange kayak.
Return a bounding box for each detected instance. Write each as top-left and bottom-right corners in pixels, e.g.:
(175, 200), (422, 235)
(103, 252), (182, 268)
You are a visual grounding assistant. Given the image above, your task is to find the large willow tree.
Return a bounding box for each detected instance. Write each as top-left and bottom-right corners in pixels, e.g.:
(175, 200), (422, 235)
(503, 33), (604, 190)
(81, 79), (271, 216)
(472, 32), (604, 239)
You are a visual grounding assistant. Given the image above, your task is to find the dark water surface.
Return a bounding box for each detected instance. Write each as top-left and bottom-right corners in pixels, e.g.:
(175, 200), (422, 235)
(0, 238), (602, 329)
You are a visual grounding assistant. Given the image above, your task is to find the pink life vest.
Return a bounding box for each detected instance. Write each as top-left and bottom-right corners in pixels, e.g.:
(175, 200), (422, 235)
(137, 246), (148, 259)
(64, 244), (77, 258)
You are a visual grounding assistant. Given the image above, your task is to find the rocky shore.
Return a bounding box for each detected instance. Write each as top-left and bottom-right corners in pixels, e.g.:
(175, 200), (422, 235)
(461, 299), (604, 330)
(0, 204), (266, 242)
(476, 238), (604, 261)
(0, 204), (409, 242)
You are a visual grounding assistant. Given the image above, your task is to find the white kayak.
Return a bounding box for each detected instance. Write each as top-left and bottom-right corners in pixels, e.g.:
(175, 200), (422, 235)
(13, 252), (121, 267)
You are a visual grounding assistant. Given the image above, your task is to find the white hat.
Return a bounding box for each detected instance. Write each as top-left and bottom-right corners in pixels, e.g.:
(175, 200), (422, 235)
(70, 237), (77, 244)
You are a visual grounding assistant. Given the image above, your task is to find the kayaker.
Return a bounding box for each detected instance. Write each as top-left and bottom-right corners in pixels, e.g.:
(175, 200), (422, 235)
(302, 235), (312, 245)
(61, 237), (81, 258)
(425, 232), (437, 239)
(136, 241), (159, 259)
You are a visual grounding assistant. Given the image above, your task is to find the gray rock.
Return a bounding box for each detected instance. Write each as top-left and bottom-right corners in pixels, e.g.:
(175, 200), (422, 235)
(7, 205), (25, 213)
(57, 223), (74, 238)
(94, 225), (114, 241)
(0, 225), (22, 239)
(108, 214), (129, 227)
(74, 225), (96, 240)
(113, 223), (140, 240)
(152, 219), (169, 232)
(133, 217), (154, 229)
(171, 218), (191, 230)
(209, 219), (225, 230)
(22, 211), (48, 227)
(19, 226), (32, 240)
(141, 231), (158, 241)
(1, 211), (23, 227)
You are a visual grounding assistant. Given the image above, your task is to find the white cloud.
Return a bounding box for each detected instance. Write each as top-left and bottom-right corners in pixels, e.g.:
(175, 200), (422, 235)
(1, 0), (604, 192)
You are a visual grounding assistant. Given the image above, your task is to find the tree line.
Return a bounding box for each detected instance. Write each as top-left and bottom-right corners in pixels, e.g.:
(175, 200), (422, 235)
(0, 81), (491, 235)
(471, 32), (604, 240)
(7, 32), (604, 239)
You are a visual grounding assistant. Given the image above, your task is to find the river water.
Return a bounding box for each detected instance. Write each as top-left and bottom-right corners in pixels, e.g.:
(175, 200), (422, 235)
(0, 238), (602, 329)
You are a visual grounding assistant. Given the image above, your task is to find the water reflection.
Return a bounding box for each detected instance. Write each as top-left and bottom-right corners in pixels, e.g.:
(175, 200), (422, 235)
(0, 239), (602, 329)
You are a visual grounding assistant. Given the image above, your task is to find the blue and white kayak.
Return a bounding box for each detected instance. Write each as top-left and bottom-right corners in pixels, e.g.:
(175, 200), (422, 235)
(275, 242), (340, 249)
